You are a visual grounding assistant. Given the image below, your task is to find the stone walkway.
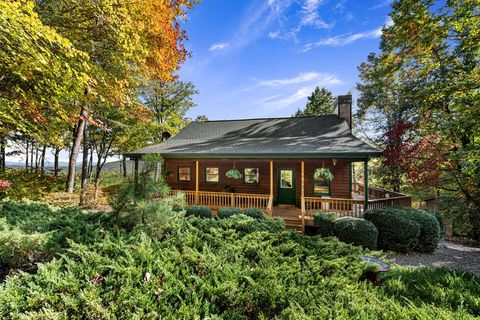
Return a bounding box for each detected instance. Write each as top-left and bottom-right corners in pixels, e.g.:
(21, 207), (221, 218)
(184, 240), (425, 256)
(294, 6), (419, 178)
(392, 240), (480, 277)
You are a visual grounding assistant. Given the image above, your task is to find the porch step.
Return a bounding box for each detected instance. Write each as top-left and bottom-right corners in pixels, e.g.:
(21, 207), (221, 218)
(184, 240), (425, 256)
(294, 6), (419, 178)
(273, 216), (302, 233)
(277, 204), (296, 210)
(284, 223), (303, 233)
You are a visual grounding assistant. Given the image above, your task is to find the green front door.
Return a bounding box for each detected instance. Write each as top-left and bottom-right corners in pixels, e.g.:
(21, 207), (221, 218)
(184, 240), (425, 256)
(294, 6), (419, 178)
(278, 168), (296, 205)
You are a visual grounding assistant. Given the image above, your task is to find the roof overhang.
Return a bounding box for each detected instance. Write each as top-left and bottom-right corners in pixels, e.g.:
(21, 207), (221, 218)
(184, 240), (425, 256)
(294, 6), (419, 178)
(124, 151), (382, 159)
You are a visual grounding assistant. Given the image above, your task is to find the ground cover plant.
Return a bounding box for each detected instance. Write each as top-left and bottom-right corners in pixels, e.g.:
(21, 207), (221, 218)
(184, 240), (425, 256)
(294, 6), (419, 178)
(0, 199), (479, 319)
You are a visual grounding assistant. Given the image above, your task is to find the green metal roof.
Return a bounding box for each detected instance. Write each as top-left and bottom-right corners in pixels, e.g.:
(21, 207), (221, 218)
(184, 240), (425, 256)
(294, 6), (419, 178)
(127, 115), (382, 159)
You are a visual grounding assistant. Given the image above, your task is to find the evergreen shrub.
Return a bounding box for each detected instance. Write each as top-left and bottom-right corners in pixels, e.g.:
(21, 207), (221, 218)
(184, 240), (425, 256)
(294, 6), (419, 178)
(313, 212), (336, 236)
(185, 206), (212, 218)
(333, 217), (378, 249)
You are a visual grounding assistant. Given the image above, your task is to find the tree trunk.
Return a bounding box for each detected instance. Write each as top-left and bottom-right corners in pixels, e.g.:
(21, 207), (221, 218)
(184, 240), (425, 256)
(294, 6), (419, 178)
(25, 141), (29, 170)
(30, 141), (34, 169)
(88, 147), (94, 179)
(54, 146), (60, 177)
(122, 156), (127, 177)
(0, 136), (6, 172)
(40, 145), (46, 173)
(34, 145), (39, 169)
(79, 122), (89, 206)
(66, 106), (88, 193)
(94, 160), (102, 202)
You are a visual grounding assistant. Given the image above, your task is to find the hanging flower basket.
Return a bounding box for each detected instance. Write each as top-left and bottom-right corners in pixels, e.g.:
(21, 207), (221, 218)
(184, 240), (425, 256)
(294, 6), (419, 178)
(226, 168), (242, 180)
(226, 162), (243, 180)
(314, 168), (334, 182)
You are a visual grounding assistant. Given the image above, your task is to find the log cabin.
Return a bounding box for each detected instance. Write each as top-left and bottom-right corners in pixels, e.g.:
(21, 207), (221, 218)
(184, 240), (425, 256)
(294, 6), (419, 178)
(126, 95), (411, 232)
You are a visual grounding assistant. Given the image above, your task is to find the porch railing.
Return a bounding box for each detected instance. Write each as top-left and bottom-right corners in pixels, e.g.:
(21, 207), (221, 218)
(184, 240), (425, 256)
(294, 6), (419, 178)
(367, 196), (412, 210)
(304, 197), (364, 218)
(352, 182), (408, 199)
(168, 190), (272, 215)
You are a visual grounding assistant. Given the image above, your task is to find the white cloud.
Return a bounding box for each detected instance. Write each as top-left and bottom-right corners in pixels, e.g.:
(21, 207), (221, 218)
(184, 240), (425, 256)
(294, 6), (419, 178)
(368, 0), (393, 11)
(300, 0), (332, 29)
(208, 42), (229, 51)
(268, 0), (333, 42)
(301, 17), (393, 51)
(258, 87), (314, 110)
(257, 71), (342, 87)
(231, 0), (293, 49)
(254, 71), (343, 111)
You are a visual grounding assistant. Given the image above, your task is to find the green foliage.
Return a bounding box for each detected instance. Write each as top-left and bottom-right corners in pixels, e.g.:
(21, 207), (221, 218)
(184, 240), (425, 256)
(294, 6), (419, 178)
(365, 207), (441, 253)
(0, 0), (88, 141)
(293, 87), (335, 116)
(0, 218), (51, 270)
(314, 168), (334, 182)
(357, 0), (480, 238)
(242, 207), (266, 220)
(0, 169), (66, 201)
(140, 80), (198, 142)
(333, 217), (378, 250)
(404, 208), (441, 253)
(0, 200), (113, 276)
(217, 207), (242, 219)
(433, 212), (445, 234)
(225, 168), (242, 179)
(437, 196), (476, 237)
(364, 208), (421, 253)
(185, 206), (212, 218)
(0, 200), (479, 318)
(382, 267), (480, 316)
(313, 212), (336, 237)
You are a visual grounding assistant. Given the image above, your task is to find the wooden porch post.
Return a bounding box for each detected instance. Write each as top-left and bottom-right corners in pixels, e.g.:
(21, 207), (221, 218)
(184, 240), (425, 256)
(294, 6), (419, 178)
(364, 158), (369, 211)
(195, 160), (199, 205)
(269, 161), (273, 197)
(301, 161), (305, 234)
(269, 160), (273, 216)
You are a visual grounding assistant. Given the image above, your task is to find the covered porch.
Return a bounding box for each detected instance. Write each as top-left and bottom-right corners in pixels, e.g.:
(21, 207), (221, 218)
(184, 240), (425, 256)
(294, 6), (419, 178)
(163, 159), (411, 233)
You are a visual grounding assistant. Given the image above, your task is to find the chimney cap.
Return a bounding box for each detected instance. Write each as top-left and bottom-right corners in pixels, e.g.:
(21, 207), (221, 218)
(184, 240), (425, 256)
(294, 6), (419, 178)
(337, 94), (352, 102)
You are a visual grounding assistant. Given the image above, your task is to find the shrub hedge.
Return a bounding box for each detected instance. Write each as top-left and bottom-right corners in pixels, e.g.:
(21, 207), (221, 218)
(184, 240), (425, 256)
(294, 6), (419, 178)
(333, 217), (378, 249)
(404, 208), (441, 253)
(365, 207), (441, 253)
(313, 212), (336, 237)
(242, 207), (266, 219)
(217, 207), (243, 219)
(364, 208), (421, 253)
(185, 206), (212, 218)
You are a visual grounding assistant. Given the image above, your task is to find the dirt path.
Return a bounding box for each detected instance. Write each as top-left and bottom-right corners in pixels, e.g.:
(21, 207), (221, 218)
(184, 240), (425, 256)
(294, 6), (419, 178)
(392, 240), (480, 277)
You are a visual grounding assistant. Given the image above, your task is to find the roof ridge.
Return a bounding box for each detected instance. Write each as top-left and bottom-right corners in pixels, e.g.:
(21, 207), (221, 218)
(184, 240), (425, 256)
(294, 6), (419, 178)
(197, 115), (339, 123)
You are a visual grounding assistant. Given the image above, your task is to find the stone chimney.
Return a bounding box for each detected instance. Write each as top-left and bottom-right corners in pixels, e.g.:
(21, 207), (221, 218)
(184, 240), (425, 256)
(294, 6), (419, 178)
(336, 94), (352, 129)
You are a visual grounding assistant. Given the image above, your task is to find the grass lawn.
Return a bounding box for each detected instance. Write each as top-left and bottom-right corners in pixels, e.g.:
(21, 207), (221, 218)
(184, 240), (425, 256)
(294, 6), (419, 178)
(0, 200), (479, 319)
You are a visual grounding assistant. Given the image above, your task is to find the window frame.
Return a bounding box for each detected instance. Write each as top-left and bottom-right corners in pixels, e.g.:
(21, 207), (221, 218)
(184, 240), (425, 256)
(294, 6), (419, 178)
(243, 167), (260, 185)
(205, 166), (220, 183)
(177, 166), (191, 182)
(313, 170), (331, 196)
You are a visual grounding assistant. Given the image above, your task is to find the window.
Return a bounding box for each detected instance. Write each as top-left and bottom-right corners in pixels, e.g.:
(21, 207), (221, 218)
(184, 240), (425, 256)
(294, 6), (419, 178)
(244, 168), (259, 184)
(313, 172), (330, 195)
(205, 167), (219, 183)
(178, 167), (191, 182)
(280, 170), (293, 189)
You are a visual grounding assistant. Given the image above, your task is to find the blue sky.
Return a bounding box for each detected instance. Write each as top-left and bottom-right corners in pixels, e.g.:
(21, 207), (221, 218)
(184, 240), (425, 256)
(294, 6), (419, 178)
(179, 0), (394, 120)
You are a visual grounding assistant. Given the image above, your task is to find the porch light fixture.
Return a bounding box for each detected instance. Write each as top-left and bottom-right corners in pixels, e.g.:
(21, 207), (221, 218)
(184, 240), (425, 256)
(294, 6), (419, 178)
(332, 158), (338, 166)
